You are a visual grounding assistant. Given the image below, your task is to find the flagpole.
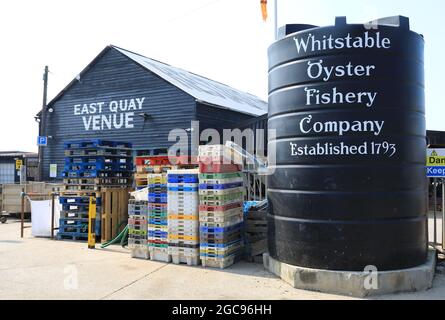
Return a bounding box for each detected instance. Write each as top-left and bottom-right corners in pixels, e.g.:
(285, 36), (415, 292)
(274, 0), (278, 40)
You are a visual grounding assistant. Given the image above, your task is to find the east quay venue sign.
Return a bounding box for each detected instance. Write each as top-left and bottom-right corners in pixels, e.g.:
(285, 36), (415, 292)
(73, 97), (146, 131)
(427, 148), (445, 177)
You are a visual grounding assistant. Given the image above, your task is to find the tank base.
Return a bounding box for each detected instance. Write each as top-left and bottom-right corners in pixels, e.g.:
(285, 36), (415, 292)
(263, 249), (436, 298)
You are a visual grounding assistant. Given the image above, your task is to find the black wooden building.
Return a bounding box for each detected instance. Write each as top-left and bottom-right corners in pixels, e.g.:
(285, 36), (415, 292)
(37, 45), (267, 180)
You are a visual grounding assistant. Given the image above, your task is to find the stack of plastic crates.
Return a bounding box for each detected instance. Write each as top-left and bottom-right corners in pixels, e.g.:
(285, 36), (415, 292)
(147, 173), (171, 262)
(128, 200), (149, 259)
(58, 139), (132, 241)
(134, 156), (172, 190)
(167, 169), (200, 266)
(198, 145), (244, 269)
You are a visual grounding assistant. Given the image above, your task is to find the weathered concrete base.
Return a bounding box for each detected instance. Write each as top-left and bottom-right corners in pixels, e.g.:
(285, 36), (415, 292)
(263, 250), (437, 298)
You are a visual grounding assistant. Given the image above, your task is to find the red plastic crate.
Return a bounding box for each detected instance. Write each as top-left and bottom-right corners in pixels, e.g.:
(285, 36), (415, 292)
(199, 202), (242, 212)
(199, 162), (242, 173)
(135, 156), (198, 166)
(135, 156), (170, 166)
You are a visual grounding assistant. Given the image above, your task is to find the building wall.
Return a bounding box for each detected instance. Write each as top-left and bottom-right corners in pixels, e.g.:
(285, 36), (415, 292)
(41, 48), (196, 180)
(196, 102), (256, 145)
(427, 131), (445, 146)
(0, 157), (21, 184)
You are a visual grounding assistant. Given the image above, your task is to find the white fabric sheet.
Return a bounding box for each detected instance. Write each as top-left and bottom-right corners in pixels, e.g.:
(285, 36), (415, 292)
(30, 197), (61, 237)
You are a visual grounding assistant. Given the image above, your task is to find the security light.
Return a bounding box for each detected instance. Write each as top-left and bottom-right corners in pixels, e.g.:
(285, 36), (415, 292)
(138, 113), (151, 121)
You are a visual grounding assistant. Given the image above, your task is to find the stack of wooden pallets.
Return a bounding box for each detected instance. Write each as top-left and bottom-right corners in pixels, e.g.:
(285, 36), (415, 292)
(244, 200), (268, 262)
(198, 145), (245, 269)
(134, 156), (198, 190)
(134, 156), (172, 190)
(167, 169), (200, 266)
(58, 139), (133, 241)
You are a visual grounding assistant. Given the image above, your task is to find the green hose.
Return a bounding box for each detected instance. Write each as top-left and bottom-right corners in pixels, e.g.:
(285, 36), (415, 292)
(120, 226), (129, 247)
(100, 225), (128, 248)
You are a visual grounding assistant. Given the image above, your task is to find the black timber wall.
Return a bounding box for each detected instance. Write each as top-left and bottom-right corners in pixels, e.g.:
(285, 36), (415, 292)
(42, 47), (196, 180)
(196, 102), (256, 145)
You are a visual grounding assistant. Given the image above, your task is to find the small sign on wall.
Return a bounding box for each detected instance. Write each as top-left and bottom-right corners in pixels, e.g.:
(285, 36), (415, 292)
(15, 159), (23, 170)
(49, 164), (58, 178)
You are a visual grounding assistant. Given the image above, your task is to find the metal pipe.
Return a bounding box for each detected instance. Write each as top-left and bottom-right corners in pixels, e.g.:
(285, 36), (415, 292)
(21, 188), (25, 238)
(442, 178), (445, 250)
(434, 178), (437, 245)
(51, 190), (55, 239)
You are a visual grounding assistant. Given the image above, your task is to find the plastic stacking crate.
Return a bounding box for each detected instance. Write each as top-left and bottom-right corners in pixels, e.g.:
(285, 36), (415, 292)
(198, 145), (243, 165)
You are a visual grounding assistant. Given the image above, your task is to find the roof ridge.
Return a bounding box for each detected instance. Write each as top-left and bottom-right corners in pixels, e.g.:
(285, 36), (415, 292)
(111, 45), (266, 103)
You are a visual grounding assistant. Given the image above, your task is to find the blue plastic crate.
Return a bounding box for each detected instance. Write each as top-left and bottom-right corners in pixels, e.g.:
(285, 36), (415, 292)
(148, 219), (168, 226)
(168, 186), (199, 192)
(148, 184), (167, 188)
(200, 222), (244, 234)
(199, 182), (243, 190)
(148, 194), (167, 203)
(167, 174), (199, 183)
(148, 231), (168, 237)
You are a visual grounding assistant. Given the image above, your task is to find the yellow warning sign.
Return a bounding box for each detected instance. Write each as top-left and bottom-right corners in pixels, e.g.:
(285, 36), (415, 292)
(15, 159), (23, 170)
(426, 149), (445, 167)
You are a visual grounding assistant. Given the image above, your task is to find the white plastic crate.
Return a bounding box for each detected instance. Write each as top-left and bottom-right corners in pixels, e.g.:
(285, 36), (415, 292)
(168, 246), (199, 255)
(149, 247), (172, 263)
(199, 210), (243, 224)
(167, 190), (199, 199)
(128, 238), (148, 247)
(199, 177), (244, 185)
(198, 187), (245, 196)
(171, 254), (200, 266)
(168, 219), (199, 228)
(198, 145), (243, 164)
(201, 255), (236, 269)
(130, 246), (150, 260)
(168, 193), (199, 208)
(168, 239), (200, 246)
(168, 227), (198, 236)
(167, 183), (199, 188)
(167, 169), (200, 175)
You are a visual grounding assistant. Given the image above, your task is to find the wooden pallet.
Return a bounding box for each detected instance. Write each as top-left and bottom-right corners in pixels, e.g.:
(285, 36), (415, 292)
(99, 188), (131, 242)
(245, 205), (268, 262)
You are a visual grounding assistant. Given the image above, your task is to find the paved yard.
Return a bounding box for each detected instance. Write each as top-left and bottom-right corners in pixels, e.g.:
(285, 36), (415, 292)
(0, 219), (444, 300)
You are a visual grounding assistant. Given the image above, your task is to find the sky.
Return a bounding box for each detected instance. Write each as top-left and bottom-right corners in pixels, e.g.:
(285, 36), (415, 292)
(0, 0), (443, 152)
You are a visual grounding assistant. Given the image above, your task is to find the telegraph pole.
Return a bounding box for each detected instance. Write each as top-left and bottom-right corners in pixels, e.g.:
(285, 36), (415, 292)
(38, 66), (49, 181)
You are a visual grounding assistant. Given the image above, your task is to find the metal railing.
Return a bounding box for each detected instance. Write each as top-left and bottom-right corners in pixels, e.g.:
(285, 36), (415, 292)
(224, 141), (268, 202)
(429, 178), (445, 252)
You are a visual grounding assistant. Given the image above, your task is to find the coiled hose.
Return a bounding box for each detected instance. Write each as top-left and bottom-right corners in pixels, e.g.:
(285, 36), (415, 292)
(100, 221), (129, 249)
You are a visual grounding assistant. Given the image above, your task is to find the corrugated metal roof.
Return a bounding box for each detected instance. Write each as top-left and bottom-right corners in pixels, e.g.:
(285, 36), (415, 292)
(112, 46), (267, 116)
(0, 152), (38, 158)
(45, 45), (268, 117)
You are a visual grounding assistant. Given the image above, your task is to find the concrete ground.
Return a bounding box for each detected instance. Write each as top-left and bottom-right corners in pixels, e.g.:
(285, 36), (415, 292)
(0, 218), (444, 300)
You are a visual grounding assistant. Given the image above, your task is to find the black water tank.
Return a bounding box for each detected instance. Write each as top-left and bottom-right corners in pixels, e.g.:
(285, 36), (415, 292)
(267, 16), (427, 271)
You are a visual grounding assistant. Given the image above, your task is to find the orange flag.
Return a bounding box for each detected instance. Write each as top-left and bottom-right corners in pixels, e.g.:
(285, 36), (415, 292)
(261, 0), (268, 21)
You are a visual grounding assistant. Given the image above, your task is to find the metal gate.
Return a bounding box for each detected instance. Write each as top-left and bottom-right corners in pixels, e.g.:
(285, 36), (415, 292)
(429, 178), (445, 252)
